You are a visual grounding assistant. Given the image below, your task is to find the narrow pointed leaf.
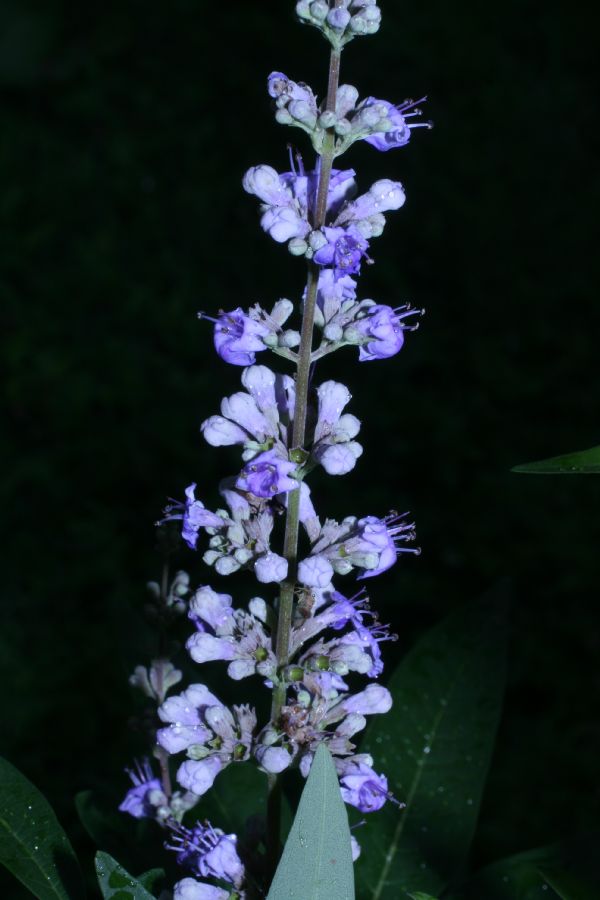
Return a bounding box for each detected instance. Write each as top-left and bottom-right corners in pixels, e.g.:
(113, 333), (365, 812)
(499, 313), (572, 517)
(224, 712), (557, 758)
(511, 445), (600, 474)
(267, 744), (354, 900)
(0, 756), (84, 899)
(95, 851), (156, 899)
(539, 866), (600, 900)
(356, 594), (508, 899)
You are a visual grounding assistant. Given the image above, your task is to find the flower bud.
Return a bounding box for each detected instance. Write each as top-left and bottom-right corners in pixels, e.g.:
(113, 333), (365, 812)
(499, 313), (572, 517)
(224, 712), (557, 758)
(327, 8), (351, 29)
(284, 666), (305, 682)
(334, 118), (352, 136)
(280, 329), (301, 348)
(275, 108), (293, 125)
(308, 229), (328, 251)
(288, 237), (308, 256)
(309, 0), (328, 20)
(323, 323), (343, 342)
(318, 110), (337, 129)
(186, 743), (210, 760)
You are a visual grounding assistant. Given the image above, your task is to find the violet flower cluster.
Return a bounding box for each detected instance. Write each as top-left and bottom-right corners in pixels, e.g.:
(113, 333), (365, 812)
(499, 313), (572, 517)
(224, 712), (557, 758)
(118, 3), (428, 897)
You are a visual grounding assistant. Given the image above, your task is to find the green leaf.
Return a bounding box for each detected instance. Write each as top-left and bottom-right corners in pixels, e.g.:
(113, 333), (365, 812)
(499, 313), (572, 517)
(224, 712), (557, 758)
(136, 869), (164, 894)
(356, 593), (508, 899)
(449, 845), (565, 900)
(267, 744), (354, 900)
(201, 759), (269, 835)
(539, 865), (600, 900)
(0, 755), (84, 899)
(511, 445), (600, 474)
(95, 851), (156, 899)
(408, 893), (439, 899)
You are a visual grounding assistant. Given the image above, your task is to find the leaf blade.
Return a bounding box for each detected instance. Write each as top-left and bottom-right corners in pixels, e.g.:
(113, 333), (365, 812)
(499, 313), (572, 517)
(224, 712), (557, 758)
(511, 445), (600, 474)
(95, 851), (156, 899)
(356, 594), (508, 899)
(267, 744), (354, 900)
(0, 755), (83, 900)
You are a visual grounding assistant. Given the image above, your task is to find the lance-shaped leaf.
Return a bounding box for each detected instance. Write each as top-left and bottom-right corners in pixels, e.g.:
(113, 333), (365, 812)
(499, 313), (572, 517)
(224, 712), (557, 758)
(539, 866), (600, 900)
(267, 744), (354, 900)
(512, 445), (600, 474)
(95, 851), (156, 899)
(0, 756), (83, 899)
(356, 594), (508, 899)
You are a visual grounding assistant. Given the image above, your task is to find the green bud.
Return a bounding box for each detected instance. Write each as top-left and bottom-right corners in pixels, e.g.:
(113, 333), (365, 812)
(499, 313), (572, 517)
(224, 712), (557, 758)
(284, 666), (305, 682)
(289, 447), (309, 465)
(233, 743), (246, 761)
(255, 646), (269, 662)
(315, 655), (330, 671)
(187, 743), (210, 760)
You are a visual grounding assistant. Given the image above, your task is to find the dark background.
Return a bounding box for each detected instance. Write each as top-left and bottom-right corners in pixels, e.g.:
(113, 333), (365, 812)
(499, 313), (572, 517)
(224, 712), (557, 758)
(1, 0), (599, 894)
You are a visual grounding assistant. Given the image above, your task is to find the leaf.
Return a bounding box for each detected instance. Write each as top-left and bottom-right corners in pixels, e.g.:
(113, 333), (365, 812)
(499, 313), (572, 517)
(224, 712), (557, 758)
(95, 851), (156, 899)
(0, 755), (84, 899)
(448, 844), (566, 900)
(408, 893), (439, 899)
(511, 445), (600, 474)
(137, 869), (164, 894)
(539, 865), (600, 900)
(267, 744), (354, 900)
(201, 759), (269, 835)
(356, 592), (508, 899)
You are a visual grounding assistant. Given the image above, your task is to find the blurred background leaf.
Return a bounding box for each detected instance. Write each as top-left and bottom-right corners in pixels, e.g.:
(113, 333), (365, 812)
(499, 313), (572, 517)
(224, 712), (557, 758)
(512, 446), (600, 475)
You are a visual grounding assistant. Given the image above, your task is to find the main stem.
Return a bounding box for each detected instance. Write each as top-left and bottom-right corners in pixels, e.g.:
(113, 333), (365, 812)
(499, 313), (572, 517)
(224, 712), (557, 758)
(266, 38), (342, 876)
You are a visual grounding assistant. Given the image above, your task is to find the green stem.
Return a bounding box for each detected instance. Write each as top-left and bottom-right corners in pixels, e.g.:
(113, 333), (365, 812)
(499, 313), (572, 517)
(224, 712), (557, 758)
(266, 38), (342, 879)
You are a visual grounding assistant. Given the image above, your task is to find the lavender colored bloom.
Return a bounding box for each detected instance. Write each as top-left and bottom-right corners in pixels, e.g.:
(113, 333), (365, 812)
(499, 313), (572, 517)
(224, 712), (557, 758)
(166, 820), (245, 888)
(339, 758), (390, 812)
(298, 555), (334, 588)
(338, 683), (392, 716)
(159, 484), (225, 550)
(209, 308), (270, 366)
(361, 97), (429, 151)
(311, 380), (363, 475)
(312, 269), (358, 328)
(336, 178), (405, 223)
(186, 588), (276, 680)
(235, 448), (299, 498)
(352, 304), (421, 361)
(254, 551), (289, 584)
(313, 224), (369, 276)
(173, 878), (231, 900)
(118, 759), (164, 819)
(157, 685), (256, 797)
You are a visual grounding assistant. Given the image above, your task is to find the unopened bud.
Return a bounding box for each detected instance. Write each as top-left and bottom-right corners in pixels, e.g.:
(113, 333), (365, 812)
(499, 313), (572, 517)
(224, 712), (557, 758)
(310, 0), (328, 20)
(334, 118), (352, 137)
(284, 666), (305, 682)
(324, 323), (343, 342)
(318, 110), (337, 129)
(308, 229), (328, 251)
(275, 108), (293, 125)
(187, 743), (210, 760)
(279, 329), (301, 348)
(288, 237), (308, 256)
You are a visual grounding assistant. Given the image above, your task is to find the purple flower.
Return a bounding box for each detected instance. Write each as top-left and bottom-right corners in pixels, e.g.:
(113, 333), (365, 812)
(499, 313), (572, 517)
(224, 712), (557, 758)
(157, 686), (256, 797)
(166, 820), (245, 888)
(313, 225), (369, 277)
(352, 304), (421, 361)
(243, 164), (356, 243)
(159, 484), (225, 550)
(361, 97), (429, 152)
(313, 269), (358, 328)
(254, 551), (289, 584)
(311, 380), (363, 476)
(173, 878), (232, 900)
(186, 590), (276, 680)
(118, 759), (164, 819)
(339, 758), (390, 812)
(235, 448), (299, 498)
(298, 555), (334, 588)
(209, 308), (270, 366)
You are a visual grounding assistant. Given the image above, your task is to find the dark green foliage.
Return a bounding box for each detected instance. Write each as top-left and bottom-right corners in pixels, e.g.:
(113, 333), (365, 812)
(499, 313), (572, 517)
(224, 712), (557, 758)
(0, 756), (83, 899)
(95, 852), (156, 899)
(356, 596), (507, 898)
(512, 446), (600, 474)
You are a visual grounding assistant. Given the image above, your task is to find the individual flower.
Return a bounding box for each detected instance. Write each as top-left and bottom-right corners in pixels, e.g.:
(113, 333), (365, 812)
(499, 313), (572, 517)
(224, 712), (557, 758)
(118, 759), (165, 819)
(235, 447), (299, 498)
(337, 756), (391, 812)
(361, 96), (430, 151)
(166, 820), (245, 888)
(348, 303), (422, 361)
(209, 308), (270, 366)
(173, 877), (240, 900)
(310, 380), (363, 475)
(201, 365), (295, 463)
(186, 587), (276, 681)
(312, 224), (369, 277)
(298, 512), (419, 585)
(129, 659), (183, 704)
(159, 484), (225, 550)
(157, 684), (256, 797)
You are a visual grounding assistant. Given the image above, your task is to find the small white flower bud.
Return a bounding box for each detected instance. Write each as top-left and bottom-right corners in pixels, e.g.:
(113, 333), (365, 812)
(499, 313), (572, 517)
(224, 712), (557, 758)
(289, 100), (316, 126)
(310, 0), (329, 20)
(215, 556), (241, 575)
(288, 237), (308, 256)
(234, 547), (253, 565)
(262, 333), (278, 348)
(280, 329), (301, 348)
(308, 229), (328, 251)
(369, 212), (386, 237)
(261, 727), (280, 747)
(324, 323), (343, 342)
(318, 110), (337, 129)
(334, 118), (352, 136)
(350, 14), (368, 33)
(336, 84), (359, 116)
(275, 108), (293, 125)
(296, 0), (312, 19)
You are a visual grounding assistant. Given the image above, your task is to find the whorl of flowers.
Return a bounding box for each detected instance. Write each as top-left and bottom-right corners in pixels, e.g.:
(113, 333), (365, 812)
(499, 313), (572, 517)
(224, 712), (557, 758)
(120, 2), (428, 895)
